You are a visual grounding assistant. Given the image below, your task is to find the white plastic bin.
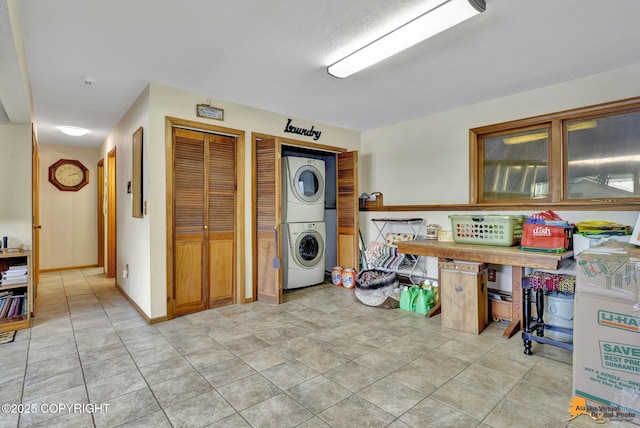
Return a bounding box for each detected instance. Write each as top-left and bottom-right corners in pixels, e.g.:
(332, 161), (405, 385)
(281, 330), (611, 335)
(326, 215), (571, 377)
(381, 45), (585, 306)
(544, 291), (574, 343)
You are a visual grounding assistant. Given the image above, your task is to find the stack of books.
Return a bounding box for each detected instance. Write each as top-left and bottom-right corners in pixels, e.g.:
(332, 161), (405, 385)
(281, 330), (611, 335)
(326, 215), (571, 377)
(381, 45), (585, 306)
(0, 264), (28, 286)
(0, 290), (26, 318)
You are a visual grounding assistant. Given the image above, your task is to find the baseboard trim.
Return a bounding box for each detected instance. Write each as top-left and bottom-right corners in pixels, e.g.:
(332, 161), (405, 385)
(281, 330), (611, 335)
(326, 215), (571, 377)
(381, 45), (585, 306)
(114, 282), (167, 324)
(40, 264), (100, 273)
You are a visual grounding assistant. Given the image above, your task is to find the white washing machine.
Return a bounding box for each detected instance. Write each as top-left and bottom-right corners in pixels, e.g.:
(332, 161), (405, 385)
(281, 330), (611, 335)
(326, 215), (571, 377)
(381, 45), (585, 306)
(283, 156), (325, 223)
(283, 222), (326, 290)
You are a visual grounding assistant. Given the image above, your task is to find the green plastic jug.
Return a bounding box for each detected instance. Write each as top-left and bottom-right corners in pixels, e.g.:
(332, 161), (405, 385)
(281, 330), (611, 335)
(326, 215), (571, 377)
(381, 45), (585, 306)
(409, 285), (420, 311)
(416, 286), (436, 315)
(399, 287), (412, 311)
(424, 286), (435, 312)
(400, 286), (420, 312)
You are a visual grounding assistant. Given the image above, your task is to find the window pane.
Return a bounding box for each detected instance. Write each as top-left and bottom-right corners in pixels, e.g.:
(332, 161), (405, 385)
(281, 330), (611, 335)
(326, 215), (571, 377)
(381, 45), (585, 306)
(482, 129), (549, 200)
(566, 111), (640, 199)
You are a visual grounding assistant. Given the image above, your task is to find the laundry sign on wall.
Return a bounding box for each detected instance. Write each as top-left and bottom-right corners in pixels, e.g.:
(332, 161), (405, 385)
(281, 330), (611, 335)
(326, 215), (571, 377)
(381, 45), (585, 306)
(283, 118), (322, 141)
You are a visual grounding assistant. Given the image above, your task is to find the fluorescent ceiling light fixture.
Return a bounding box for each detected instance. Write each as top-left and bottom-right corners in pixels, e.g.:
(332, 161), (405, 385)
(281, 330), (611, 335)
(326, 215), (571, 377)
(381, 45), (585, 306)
(566, 120), (598, 132)
(503, 132), (549, 145)
(58, 126), (89, 136)
(503, 121), (599, 145)
(327, 0), (486, 78)
(569, 154), (640, 167)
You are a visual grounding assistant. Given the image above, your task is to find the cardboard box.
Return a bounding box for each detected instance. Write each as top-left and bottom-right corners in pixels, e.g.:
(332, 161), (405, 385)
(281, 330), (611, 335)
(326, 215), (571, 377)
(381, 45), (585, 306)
(573, 234), (631, 259)
(573, 241), (640, 425)
(491, 299), (512, 321)
(576, 241), (639, 300)
(437, 230), (454, 242)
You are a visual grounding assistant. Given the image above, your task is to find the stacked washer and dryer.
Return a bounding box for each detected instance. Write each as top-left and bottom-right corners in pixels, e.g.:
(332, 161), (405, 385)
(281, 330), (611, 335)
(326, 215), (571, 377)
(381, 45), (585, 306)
(282, 156), (327, 290)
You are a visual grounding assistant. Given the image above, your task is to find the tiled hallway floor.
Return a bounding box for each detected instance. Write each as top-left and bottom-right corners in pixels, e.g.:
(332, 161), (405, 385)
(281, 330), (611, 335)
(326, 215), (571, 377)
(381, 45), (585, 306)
(0, 268), (633, 427)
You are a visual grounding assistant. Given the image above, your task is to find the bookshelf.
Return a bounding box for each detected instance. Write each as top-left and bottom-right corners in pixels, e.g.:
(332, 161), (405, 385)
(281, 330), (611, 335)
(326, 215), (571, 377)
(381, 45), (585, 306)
(0, 250), (32, 332)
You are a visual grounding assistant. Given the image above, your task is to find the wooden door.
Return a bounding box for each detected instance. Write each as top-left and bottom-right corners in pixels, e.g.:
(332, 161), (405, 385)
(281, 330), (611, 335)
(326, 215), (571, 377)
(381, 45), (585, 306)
(173, 128), (207, 316)
(107, 148), (117, 278)
(337, 151), (359, 270)
(172, 128), (238, 316)
(31, 125), (40, 297)
(255, 138), (282, 304)
(207, 133), (237, 308)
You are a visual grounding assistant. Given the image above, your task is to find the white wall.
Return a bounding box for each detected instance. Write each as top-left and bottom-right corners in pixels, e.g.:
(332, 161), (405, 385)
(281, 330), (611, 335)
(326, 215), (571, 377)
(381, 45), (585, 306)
(39, 143), (99, 269)
(0, 124), (31, 249)
(360, 63), (640, 291)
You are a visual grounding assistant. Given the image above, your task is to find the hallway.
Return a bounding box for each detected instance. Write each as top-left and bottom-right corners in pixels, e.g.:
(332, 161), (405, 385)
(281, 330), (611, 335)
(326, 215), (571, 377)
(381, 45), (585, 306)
(0, 269), (589, 427)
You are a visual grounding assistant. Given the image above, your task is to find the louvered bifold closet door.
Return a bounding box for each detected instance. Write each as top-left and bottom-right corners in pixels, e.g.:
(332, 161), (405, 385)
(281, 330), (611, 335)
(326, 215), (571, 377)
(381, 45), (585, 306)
(337, 151), (359, 271)
(256, 139), (281, 304)
(173, 128), (206, 316)
(207, 134), (237, 307)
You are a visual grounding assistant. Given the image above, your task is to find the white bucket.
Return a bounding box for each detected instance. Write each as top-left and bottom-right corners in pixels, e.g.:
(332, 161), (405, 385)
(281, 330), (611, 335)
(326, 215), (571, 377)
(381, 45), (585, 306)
(544, 292), (574, 343)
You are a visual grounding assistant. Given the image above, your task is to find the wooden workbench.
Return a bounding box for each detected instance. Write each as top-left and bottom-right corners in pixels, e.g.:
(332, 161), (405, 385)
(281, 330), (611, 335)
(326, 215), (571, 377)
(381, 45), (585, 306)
(396, 239), (573, 338)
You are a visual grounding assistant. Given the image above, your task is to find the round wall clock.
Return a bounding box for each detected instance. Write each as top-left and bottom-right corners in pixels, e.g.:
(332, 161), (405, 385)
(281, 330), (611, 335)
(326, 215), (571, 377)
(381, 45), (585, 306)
(48, 159), (90, 191)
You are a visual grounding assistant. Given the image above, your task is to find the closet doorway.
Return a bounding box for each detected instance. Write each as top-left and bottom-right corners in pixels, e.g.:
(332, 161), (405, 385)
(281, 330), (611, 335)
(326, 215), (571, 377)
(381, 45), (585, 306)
(165, 117), (245, 319)
(253, 134), (359, 304)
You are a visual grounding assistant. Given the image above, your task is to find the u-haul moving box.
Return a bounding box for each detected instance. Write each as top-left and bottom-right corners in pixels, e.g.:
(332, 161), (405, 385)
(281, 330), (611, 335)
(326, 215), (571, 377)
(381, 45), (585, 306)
(574, 241), (640, 425)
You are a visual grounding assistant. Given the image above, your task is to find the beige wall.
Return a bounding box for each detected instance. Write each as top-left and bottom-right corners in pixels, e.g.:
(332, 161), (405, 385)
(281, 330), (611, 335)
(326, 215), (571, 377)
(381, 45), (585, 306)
(101, 82), (361, 319)
(8, 63), (640, 314)
(0, 124), (31, 249)
(99, 64), (640, 316)
(149, 83), (361, 316)
(360, 63), (640, 290)
(100, 85), (151, 314)
(38, 143), (100, 270)
(361, 63), (640, 205)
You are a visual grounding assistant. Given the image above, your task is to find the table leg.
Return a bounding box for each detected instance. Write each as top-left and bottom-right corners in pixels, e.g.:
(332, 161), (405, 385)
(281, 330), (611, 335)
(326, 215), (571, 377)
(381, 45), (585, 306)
(425, 262), (442, 318)
(523, 286), (533, 355)
(535, 289), (545, 336)
(503, 265), (524, 339)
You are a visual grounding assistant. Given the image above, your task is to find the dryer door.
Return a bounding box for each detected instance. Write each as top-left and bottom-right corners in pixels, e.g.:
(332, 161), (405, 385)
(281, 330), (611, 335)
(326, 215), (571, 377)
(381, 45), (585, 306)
(294, 230), (325, 268)
(293, 165), (324, 203)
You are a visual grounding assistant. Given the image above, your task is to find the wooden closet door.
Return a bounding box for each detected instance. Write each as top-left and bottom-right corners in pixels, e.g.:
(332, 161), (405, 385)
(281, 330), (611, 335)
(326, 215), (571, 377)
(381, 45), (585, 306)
(256, 138), (282, 304)
(207, 134), (237, 307)
(337, 151), (359, 270)
(173, 129), (206, 316)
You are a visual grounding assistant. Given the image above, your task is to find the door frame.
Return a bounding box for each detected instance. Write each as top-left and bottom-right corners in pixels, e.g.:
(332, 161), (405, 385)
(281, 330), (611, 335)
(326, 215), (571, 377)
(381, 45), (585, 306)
(165, 116), (245, 319)
(31, 124), (40, 298)
(251, 133), (350, 303)
(97, 159), (105, 269)
(107, 148), (117, 278)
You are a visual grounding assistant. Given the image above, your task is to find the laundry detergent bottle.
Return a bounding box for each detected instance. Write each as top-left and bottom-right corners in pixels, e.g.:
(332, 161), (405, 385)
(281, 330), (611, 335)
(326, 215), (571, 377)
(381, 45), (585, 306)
(416, 284), (435, 315)
(400, 286), (412, 312)
(400, 286), (420, 312)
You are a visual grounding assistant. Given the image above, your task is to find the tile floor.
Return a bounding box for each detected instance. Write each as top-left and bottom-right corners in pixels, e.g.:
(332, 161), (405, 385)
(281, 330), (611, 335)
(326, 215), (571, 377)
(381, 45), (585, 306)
(0, 268), (635, 427)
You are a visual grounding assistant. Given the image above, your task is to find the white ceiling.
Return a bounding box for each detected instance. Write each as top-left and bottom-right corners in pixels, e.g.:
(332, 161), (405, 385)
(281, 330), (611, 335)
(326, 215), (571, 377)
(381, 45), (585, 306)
(2, 0), (640, 147)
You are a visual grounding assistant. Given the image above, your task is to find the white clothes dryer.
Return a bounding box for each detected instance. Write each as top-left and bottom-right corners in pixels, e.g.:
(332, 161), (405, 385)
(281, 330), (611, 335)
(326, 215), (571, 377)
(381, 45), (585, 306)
(282, 222), (326, 290)
(283, 156), (325, 223)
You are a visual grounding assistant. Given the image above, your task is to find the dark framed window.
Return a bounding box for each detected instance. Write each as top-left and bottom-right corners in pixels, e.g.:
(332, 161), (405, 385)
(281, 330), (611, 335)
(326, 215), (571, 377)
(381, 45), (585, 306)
(470, 97), (640, 206)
